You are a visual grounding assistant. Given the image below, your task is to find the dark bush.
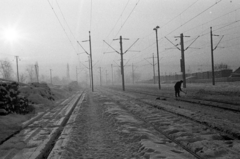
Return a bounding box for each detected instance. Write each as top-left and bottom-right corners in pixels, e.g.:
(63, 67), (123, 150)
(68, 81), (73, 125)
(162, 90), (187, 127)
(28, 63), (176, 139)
(0, 82), (31, 115)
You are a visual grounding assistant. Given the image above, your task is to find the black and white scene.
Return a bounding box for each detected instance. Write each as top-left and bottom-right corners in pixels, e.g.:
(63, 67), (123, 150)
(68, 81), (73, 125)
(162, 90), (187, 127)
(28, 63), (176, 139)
(0, 0), (240, 158)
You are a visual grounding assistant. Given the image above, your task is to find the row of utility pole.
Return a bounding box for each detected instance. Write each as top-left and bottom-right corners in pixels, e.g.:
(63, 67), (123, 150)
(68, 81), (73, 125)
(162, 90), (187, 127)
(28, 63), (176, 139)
(76, 26), (222, 91)
(161, 27), (223, 89)
(15, 56), (40, 83)
(13, 27), (221, 90)
(98, 63), (137, 86)
(144, 53), (156, 84)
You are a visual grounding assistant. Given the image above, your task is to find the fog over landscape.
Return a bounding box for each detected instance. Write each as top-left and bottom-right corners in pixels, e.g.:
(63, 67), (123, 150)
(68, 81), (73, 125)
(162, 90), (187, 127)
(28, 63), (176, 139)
(0, 0), (239, 84)
(2, 1), (240, 158)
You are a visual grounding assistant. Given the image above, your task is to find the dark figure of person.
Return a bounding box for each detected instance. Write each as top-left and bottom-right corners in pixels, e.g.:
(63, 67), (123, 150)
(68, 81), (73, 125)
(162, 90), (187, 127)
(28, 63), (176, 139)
(174, 80), (183, 97)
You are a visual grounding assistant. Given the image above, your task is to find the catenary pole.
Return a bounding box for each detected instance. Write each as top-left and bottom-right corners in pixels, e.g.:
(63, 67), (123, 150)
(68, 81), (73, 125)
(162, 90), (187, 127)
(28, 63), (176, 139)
(88, 56), (92, 88)
(105, 70), (108, 85)
(105, 36), (138, 91)
(50, 69), (52, 84)
(89, 31), (94, 92)
(153, 26), (161, 89)
(152, 53), (156, 84)
(210, 27), (215, 85)
(180, 33), (186, 88)
(132, 63), (134, 84)
(99, 67), (102, 86)
(111, 64), (113, 85)
(15, 56), (19, 82)
(120, 36), (125, 91)
(35, 63), (39, 83)
(76, 66), (78, 83)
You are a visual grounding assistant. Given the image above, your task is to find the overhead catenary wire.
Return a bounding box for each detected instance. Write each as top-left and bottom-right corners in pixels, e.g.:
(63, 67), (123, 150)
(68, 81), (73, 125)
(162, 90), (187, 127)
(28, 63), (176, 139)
(102, 0), (131, 64)
(55, 0), (77, 41)
(182, 7), (240, 34)
(105, 0), (222, 68)
(114, 0), (141, 37)
(161, 0), (200, 29)
(105, 0), (131, 40)
(137, 0), (200, 46)
(47, 0), (78, 54)
(166, 0), (223, 36)
(101, 1), (236, 76)
(139, 0), (231, 53)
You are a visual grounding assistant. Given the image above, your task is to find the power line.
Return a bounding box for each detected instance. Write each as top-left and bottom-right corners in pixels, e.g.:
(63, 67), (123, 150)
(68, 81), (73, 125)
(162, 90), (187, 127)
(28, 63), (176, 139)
(182, 7), (240, 34)
(139, 0), (227, 53)
(54, 0), (92, 59)
(105, 0), (130, 39)
(47, 0), (78, 54)
(162, 0), (199, 28)
(166, 0), (223, 36)
(55, 0), (77, 41)
(109, 0), (220, 60)
(197, 20), (240, 38)
(114, 0), (141, 37)
(103, 0), (131, 58)
(177, 19), (240, 48)
(216, 24), (240, 35)
(137, 0), (199, 45)
(220, 35), (240, 44)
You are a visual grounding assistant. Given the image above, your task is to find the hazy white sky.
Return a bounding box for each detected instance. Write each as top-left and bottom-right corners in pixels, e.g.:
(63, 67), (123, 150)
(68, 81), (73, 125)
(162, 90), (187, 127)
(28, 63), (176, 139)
(0, 0), (239, 82)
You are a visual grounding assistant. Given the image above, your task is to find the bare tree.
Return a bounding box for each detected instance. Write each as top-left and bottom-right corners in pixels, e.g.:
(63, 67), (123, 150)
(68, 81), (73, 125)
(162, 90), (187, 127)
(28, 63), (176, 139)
(0, 59), (14, 80)
(26, 65), (36, 83)
(19, 73), (27, 83)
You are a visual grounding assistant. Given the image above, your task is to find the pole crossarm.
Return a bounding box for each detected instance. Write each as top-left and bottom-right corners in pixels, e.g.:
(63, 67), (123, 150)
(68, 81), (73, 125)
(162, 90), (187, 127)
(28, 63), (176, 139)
(124, 38), (139, 54)
(127, 50), (140, 52)
(185, 36), (200, 51)
(188, 47), (201, 49)
(103, 40), (120, 54)
(77, 41), (89, 55)
(165, 47), (179, 50)
(165, 36), (180, 50)
(103, 51), (116, 54)
(213, 35), (224, 51)
(144, 58), (154, 66)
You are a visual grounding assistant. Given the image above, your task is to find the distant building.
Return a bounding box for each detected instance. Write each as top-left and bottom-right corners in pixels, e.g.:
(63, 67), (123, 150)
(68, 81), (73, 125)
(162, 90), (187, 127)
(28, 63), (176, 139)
(231, 67), (240, 77)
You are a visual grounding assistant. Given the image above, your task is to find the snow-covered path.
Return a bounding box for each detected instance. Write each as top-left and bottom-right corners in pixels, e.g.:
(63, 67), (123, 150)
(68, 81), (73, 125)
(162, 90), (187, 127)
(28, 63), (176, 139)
(58, 91), (199, 159)
(59, 91), (140, 158)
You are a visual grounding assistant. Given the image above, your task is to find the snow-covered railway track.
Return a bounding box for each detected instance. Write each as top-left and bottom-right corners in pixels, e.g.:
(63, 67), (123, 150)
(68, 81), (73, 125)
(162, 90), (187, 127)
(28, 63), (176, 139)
(99, 88), (240, 159)
(0, 91), (85, 159)
(105, 88), (240, 139)
(110, 87), (240, 113)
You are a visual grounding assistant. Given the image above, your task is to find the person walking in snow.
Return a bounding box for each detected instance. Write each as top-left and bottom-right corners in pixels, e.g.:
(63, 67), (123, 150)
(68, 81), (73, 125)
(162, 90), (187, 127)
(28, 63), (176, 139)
(174, 80), (183, 97)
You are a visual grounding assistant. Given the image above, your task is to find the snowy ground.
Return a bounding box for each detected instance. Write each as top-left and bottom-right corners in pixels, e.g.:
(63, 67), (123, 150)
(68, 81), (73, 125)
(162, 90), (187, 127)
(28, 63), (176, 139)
(124, 82), (240, 104)
(57, 82), (240, 159)
(59, 91), (196, 159)
(1, 82), (240, 158)
(0, 85), (71, 144)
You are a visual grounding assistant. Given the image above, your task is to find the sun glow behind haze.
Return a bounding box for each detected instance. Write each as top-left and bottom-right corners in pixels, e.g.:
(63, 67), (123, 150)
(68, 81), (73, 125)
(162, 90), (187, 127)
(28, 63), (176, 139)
(2, 27), (20, 43)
